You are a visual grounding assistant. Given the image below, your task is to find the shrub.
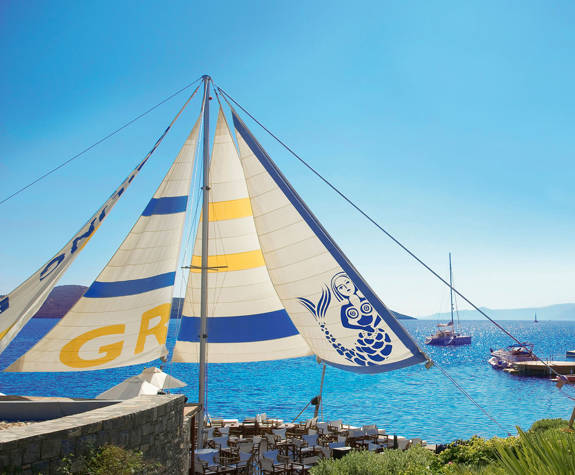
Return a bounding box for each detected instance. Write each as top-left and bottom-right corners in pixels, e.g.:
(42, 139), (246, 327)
(311, 447), (435, 475)
(58, 444), (162, 474)
(431, 435), (519, 469)
(493, 427), (575, 475)
(528, 418), (569, 434)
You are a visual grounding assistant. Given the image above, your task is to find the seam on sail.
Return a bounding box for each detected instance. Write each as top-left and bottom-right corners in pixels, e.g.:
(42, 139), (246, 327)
(255, 234), (319, 256)
(268, 265), (341, 288)
(264, 249), (331, 271)
(250, 219), (309, 238)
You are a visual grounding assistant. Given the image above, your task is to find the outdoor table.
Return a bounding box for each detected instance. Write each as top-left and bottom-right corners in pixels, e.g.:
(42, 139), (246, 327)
(195, 448), (219, 456)
(332, 446), (352, 459)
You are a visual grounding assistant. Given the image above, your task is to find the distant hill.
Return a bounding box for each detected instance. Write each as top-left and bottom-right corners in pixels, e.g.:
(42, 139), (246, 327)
(421, 303), (575, 321)
(28, 288), (416, 320)
(391, 310), (416, 320)
(33, 285), (88, 318)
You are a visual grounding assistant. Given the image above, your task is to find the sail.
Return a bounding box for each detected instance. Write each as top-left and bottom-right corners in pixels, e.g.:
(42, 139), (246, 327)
(231, 111), (427, 373)
(0, 145), (158, 356)
(6, 112), (202, 372)
(172, 108), (311, 363)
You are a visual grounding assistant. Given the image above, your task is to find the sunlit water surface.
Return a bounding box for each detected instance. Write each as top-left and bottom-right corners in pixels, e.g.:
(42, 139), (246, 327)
(1, 319), (574, 443)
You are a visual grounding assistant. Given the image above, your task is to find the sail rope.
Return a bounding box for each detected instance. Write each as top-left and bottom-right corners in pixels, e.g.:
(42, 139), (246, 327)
(165, 101), (206, 380)
(215, 85), (575, 404)
(433, 361), (512, 436)
(0, 77), (203, 207)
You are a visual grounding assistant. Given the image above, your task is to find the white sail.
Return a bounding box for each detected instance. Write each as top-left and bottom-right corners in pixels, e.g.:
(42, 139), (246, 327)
(6, 112), (202, 372)
(173, 108), (311, 363)
(231, 111), (427, 373)
(0, 146), (156, 356)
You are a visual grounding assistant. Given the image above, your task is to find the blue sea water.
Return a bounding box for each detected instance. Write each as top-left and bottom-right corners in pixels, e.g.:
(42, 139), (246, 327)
(1, 318), (574, 444)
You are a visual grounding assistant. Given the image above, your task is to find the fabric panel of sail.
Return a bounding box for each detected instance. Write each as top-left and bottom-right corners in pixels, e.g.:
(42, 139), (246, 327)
(0, 141), (155, 357)
(232, 111), (427, 373)
(172, 108), (311, 363)
(6, 112), (203, 372)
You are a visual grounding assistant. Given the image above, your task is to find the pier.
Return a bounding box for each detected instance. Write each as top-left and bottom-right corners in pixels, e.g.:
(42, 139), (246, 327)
(506, 360), (575, 377)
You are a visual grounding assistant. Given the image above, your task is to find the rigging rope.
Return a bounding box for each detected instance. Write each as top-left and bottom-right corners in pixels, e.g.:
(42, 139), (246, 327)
(433, 361), (512, 436)
(216, 85), (575, 401)
(1, 77), (203, 206)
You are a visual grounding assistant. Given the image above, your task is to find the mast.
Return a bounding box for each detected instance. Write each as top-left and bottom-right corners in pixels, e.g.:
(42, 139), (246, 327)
(197, 75), (210, 446)
(449, 252), (454, 327)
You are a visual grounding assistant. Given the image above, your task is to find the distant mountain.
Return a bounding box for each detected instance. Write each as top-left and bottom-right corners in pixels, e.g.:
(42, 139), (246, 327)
(391, 310), (416, 320)
(420, 303), (575, 321)
(27, 287), (416, 320)
(33, 285), (88, 318)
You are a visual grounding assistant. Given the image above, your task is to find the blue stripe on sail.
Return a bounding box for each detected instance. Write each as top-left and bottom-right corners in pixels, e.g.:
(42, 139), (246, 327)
(142, 196), (187, 216)
(232, 112), (427, 369)
(177, 310), (299, 343)
(84, 272), (176, 298)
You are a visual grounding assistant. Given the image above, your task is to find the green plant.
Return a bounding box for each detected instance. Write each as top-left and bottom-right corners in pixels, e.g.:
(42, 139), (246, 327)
(311, 447), (435, 475)
(493, 427), (575, 475)
(431, 435), (519, 469)
(57, 444), (161, 475)
(528, 418), (569, 434)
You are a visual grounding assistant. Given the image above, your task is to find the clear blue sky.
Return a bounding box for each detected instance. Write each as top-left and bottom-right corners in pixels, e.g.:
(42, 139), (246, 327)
(1, 1), (574, 316)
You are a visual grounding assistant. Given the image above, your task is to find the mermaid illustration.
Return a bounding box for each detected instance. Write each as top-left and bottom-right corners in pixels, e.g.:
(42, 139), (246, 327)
(297, 271), (393, 366)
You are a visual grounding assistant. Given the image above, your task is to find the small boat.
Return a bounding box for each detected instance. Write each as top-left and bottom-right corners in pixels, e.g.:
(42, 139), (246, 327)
(534, 313), (538, 323)
(566, 350), (575, 359)
(424, 253), (471, 346)
(488, 343), (536, 370)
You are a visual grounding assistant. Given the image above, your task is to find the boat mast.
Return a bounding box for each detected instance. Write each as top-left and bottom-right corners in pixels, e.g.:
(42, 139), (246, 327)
(197, 75), (210, 446)
(449, 252), (454, 328)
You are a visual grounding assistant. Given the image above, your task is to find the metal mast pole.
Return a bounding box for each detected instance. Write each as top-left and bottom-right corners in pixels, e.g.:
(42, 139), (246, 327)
(197, 75), (210, 446)
(449, 252), (454, 327)
(314, 363), (326, 420)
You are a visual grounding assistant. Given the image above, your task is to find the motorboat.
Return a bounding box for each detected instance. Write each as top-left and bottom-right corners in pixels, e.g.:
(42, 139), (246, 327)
(488, 343), (536, 370)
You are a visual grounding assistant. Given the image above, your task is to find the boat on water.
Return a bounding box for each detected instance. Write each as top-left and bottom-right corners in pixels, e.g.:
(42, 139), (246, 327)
(0, 76), (431, 443)
(534, 313), (538, 323)
(566, 350), (575, 359)
(488, 343), (536, 370)
(424, 253), (471, 346)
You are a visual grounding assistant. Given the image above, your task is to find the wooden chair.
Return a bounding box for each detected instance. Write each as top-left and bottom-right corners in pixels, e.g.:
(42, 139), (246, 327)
(260, 450), (291, 475)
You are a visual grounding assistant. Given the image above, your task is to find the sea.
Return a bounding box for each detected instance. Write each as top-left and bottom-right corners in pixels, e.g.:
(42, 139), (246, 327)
(1, 318), (574, 444)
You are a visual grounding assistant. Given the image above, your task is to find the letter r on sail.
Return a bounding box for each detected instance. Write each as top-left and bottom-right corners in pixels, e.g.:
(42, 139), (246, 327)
(135, 304), (171, 354)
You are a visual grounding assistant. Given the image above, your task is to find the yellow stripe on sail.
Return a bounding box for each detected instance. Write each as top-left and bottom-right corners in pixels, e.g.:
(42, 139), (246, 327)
(199, 198), (253, 222)
(190, 249), (265, 272)
(0, 325), (13, 341)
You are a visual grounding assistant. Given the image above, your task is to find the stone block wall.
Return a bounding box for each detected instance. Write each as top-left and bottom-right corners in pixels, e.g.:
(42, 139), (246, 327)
(0, 394), (192, 474)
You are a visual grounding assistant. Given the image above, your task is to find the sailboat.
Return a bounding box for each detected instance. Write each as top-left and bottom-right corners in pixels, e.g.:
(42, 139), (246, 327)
(424, 253), (471, 346)
(534, 313), (539, 323)
(0, 76), (430, 442)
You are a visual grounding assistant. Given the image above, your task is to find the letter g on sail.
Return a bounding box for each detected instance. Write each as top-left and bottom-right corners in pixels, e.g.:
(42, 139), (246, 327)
(60, 324), (125, 368)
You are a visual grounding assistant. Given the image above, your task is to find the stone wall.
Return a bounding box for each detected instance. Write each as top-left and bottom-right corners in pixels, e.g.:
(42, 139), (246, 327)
(0, 394), (195, 474)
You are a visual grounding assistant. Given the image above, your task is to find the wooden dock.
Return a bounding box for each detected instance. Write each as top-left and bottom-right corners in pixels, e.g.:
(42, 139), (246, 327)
(506, 360), (575, 377)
